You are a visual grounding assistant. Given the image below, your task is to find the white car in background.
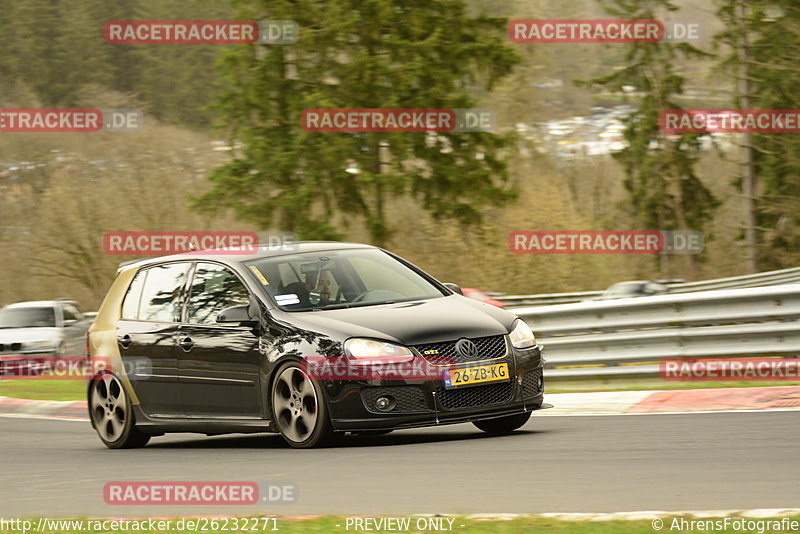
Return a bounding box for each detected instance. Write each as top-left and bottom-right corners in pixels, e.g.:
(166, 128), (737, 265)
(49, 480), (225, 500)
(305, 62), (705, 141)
(596, 280), (669, 300)
(0, 300), (90, 366)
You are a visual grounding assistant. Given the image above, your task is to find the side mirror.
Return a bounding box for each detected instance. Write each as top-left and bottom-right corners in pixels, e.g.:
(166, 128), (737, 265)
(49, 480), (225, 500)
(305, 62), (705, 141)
(216, 305), (258, 325)
(63, 319), (78, 327)
(443, 283), (463, 296)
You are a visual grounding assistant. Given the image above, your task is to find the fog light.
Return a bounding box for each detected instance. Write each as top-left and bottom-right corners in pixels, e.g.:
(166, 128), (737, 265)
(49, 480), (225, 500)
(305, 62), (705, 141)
(375, 396), (395, 412)
(538, 375), (544, 390)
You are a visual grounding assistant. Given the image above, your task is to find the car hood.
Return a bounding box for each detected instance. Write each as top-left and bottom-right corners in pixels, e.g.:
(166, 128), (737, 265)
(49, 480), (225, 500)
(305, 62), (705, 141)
(285, 295), (517, 346)
(0, 327), (61, 343)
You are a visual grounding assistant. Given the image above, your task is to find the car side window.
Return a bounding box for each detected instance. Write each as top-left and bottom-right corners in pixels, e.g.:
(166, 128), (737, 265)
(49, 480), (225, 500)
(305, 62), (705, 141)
(62, 304), (82, 322)
(186, 263), (251, 325)
(137, 263), (191, 323)
(121, 270), (147, 320)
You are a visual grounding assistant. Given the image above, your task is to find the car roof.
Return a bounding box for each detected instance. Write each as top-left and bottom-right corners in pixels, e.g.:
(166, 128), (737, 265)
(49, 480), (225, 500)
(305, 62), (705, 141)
(608, 280), (655, 287)
(2, 300), (64, 309)
(117, 241), (377, 272)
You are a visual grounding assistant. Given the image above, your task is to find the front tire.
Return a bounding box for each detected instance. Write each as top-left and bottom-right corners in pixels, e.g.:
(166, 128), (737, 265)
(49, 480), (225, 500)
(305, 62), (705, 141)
(271, 362), (336, 448)
(89, 372), (150, 449)
(473, 412), (531, 434)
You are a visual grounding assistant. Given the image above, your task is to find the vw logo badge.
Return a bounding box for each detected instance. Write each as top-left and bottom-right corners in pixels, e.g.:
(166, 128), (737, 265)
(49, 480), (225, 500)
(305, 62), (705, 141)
(455, 338), (478, 358)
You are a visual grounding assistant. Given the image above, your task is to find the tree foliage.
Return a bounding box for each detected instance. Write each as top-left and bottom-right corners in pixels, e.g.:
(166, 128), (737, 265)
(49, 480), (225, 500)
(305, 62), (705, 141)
(583, 0), (719, 274)
(194, 0), (520, 245)
(0, 0), (232, 128)
(716, 0), (800, 268)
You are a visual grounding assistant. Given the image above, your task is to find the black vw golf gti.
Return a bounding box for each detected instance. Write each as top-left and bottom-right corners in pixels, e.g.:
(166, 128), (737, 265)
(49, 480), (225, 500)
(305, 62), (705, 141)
(88, 242), (548, 448)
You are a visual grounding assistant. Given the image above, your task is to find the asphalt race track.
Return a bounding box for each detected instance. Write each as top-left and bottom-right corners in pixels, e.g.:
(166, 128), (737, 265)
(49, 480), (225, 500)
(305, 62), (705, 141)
(1, 411), (797, 517)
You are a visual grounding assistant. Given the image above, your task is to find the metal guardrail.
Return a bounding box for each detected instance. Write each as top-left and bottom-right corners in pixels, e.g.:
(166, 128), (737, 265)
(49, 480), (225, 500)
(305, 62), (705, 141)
(498, 266), (800, 307)
(498, 290), (601, 307)
(668, 267), (800, 293)
(512, 284), (800, 380)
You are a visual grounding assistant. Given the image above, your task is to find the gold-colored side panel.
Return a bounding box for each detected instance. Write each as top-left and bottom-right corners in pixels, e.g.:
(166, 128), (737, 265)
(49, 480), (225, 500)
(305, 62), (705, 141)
(90, 266), (140, 404)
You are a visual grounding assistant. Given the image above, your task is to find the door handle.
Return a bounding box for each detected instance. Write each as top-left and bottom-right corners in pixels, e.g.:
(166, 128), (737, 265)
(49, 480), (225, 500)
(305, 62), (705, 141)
(179, 337), (194, 352)
(118, 334), (132, 349)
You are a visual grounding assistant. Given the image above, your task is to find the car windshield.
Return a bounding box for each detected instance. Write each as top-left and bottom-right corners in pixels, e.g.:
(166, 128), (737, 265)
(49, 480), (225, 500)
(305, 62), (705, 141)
(0, 307), (57, 328)
(245, 248), (445, 311)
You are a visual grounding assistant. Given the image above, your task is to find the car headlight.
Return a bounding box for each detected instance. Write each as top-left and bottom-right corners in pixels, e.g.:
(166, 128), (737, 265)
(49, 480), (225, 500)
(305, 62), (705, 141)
(509, 320), (537, 349)
(24, 340), (58, 351)
(344, 338), (414, 365)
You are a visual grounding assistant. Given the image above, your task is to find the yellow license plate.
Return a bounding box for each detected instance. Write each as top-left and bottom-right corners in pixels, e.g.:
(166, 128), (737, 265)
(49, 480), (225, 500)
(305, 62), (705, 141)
(443, 363), (509, 389)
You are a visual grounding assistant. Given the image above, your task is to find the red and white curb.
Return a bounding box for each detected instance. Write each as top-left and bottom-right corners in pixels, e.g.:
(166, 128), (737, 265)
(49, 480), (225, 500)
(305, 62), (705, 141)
(0, 396), (88, 421)
(2, 385), (800, 422)
(540, 385), (800, 416)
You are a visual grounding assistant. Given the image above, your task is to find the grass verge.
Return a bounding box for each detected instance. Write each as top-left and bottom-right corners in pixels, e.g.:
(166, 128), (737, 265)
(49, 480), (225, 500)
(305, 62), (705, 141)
(2, 515), (799, 534)
(0, 379), (86, 401)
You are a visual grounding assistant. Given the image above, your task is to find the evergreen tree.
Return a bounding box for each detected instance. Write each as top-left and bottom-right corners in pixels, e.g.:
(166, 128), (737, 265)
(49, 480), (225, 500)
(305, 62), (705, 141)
(585, 0), (718, 276)
(194, 0), (520, 245)
(716, 0), (800, 268)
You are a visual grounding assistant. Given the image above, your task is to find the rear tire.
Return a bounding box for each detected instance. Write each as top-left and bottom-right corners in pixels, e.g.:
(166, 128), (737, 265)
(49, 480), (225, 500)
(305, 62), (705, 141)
(89, 372), (150, 449)
(473, 412), (531, 434)
(271, 362), (336, 448)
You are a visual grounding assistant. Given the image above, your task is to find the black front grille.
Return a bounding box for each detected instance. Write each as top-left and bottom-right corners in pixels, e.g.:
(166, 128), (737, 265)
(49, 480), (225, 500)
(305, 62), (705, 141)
(435, 381), (514, 410)
(415, 335), (507, 365)
(521, 369), (543, 398)
(361, 386), (430, 414)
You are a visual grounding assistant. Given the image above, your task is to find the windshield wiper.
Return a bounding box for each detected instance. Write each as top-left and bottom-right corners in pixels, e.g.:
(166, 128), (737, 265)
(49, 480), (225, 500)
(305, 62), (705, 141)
(310, 303), (352, 311)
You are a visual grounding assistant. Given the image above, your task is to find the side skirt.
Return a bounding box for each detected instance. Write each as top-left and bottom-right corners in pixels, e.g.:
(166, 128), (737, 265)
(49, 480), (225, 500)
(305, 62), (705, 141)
(132, 405), (277, 435)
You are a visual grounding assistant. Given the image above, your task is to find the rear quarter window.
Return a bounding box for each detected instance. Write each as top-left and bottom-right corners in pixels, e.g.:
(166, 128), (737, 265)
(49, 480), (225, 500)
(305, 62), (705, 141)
(121, 269), (147, 320)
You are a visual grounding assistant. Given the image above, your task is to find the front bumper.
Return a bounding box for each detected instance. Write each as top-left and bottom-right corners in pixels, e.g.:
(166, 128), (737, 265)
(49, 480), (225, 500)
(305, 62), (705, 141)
(326, 344), (548, 432)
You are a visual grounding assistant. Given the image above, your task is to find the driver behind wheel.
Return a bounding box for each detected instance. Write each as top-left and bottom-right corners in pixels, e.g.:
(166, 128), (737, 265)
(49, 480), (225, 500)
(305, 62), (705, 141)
(305, 269), (333, 306)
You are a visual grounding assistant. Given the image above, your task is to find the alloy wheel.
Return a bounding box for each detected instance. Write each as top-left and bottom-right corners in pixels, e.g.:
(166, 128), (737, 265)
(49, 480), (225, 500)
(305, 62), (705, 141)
(90, 373), (127, 443)
(272, 366), (319, 444)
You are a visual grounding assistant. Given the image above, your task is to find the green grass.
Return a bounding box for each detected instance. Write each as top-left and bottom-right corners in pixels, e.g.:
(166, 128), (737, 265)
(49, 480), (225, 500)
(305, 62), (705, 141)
(2, 516), (799, 534)
(0, 379), (87, 401)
